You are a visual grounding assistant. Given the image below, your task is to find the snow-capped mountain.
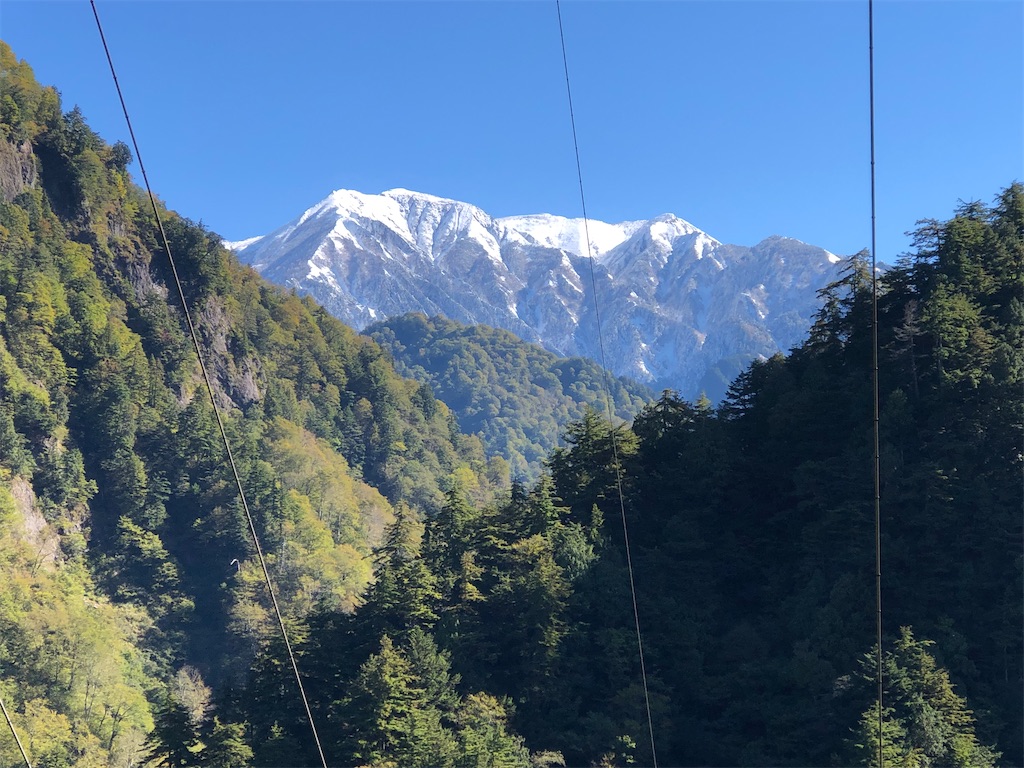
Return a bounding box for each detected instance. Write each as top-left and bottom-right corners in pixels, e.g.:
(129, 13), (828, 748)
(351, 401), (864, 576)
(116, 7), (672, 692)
(229, 188), (846, 400)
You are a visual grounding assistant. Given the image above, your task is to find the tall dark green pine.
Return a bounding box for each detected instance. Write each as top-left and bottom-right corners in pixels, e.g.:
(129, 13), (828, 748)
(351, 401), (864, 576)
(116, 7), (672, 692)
(360, 505), (441, 645)
(426, 485), (477, 597)
(849, 627), (1000, 768)
(342, 634), (458, 768)
(145, 696), (200, 768)
(548, 408), (636, 539)
(200, 719), (254, 767)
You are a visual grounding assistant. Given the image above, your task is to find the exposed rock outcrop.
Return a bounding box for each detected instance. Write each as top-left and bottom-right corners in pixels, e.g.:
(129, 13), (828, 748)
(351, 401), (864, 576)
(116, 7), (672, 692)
(0, 139), (37, 202)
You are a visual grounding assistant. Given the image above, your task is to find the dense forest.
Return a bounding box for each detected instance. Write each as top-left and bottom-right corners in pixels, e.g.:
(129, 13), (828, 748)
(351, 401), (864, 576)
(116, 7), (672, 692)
(244, 188), (1021, 767)
(1, 42), (1021, 768)
(366, 313), (650, 479)
(0, 43), (510, 766)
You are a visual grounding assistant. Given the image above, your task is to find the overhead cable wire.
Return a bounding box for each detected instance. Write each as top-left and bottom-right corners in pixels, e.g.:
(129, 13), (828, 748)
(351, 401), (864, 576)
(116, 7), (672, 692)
(0, 694), (32, 768)
(868, 1), (884, 765)
(88, 3), (329, 766)
(555, 3), (659, 765)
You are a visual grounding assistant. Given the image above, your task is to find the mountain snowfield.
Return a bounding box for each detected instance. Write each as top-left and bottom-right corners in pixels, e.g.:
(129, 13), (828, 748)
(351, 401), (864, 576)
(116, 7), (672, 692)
(228, 188), (846, 399)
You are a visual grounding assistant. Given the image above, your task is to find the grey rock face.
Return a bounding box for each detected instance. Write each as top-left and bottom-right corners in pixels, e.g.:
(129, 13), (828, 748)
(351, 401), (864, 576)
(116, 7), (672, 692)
(0, 140), (37, 203)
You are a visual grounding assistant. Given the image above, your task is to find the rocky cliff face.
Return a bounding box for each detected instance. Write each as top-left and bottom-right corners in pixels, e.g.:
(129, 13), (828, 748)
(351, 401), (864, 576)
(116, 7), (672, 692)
(230, 188), (846, 400)
(0, 140), (37, 202)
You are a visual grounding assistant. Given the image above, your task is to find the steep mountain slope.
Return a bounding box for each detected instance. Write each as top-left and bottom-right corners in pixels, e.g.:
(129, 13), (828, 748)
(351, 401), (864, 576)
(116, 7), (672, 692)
(0, 43), (507, 766)
(231, 188), (846, 400)
(3, 40), (1018, 768)
(237, 185), (1023, 768)
(367, 313), (652, 478)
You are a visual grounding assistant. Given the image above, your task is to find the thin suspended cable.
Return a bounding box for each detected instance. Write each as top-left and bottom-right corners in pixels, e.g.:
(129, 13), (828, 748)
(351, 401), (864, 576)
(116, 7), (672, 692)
(88, 4), (329, 766)
(869, 0), (884, 765)
(0, 695), (31, 768)
(555, 3), (658, 765)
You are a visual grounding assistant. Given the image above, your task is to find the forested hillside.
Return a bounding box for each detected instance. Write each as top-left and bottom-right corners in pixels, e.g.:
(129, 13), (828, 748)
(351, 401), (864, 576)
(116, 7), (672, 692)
(0, 40), (1019, 768)
(0, 43), (509, 766)
(230, 185), (1023, 767)
(367, 313), (651, 478)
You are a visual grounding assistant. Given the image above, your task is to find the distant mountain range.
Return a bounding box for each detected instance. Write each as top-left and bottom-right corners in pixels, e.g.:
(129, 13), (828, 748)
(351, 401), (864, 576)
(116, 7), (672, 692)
(228, 188), (847, 400)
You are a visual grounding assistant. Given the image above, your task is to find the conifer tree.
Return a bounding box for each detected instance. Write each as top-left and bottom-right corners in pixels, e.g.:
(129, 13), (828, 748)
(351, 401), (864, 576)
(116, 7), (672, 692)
(361, 505), (440, 643)
(200, 719), (253, 767)
(850, 627), (1000, 768)
(145, 695), (199, 767)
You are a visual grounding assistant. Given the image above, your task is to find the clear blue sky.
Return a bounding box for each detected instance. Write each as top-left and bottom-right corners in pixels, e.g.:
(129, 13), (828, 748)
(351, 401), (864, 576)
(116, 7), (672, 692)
(1, 1), (1021, 261)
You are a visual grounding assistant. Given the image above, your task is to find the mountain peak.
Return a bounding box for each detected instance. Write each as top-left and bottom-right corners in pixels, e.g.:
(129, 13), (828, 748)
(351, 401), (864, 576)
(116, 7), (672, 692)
(643, 213), (711, 244)
(233, 186), (844, 398)
(381, 187), (456, 205)
(752, 234), (844, 264)
(650, 211), (694, 226)
(495, 213), (644, 258)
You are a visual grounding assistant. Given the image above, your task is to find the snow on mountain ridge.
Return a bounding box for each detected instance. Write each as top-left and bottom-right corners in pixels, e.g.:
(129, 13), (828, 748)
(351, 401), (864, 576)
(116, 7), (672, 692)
(232, 187), (846, 400)
(224, 235), (264, 251)
(495, 213), (644, 259)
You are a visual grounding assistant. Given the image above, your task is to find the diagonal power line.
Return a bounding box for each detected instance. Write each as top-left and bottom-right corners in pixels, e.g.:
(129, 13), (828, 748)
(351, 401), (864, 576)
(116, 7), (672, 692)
(0, 694), (32, 768)
(555, 3), (659, 765)
(88, 3), (329, 765)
